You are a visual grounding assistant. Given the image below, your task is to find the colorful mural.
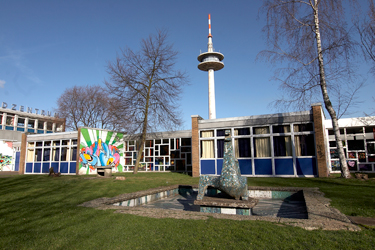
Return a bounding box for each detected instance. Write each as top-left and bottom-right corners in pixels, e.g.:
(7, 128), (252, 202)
(79, 128), (124, 175)
(0, 141), (13, 171)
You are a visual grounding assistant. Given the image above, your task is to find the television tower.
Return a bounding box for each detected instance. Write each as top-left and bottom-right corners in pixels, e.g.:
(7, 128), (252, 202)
(197, 14), (224, 120)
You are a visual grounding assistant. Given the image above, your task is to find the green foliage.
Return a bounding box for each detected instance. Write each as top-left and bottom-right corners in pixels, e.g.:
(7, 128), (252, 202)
(0, 173), (375, 249)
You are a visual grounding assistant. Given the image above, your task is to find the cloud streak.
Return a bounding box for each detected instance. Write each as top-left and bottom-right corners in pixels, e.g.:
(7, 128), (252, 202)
(0, 79), (5, 88)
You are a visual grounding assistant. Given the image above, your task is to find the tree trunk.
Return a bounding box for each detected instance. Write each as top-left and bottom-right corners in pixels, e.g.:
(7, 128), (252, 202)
(312, 1), (351, 178)
(133, 77), (153, 174)
(133, 130), (146, 174)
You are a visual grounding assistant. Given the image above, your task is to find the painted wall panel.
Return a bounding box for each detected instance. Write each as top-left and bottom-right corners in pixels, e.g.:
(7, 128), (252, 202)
(0, 140), (13, 171)
(79, 128), (124, 175)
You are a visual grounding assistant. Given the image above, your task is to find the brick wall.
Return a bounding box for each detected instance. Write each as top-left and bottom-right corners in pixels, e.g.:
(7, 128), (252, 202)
(191, 115), (202, 177)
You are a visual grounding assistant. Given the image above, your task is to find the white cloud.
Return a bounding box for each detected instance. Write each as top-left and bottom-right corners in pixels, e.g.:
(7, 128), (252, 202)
(0, 79), (5, 88)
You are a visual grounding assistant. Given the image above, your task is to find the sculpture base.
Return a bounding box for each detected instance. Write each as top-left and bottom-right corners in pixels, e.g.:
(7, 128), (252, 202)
(194, 194), (258, 215)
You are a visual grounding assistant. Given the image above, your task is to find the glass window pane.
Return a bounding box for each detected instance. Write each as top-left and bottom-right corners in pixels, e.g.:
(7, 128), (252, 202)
(273, 125), (290, 133)
(181, 138), (191, 146)
(35, 148), (42, 161)
(27, 149), (34, 162)
(160, 145), (169, 155)
(295, 134), (316, 156)
(273, 136), (292, 156)
(217, 139), (224, 158)
(368, 143), (375, 154)
(43, 148), (51, 161)
(146, 140), (154, 147)
(234, 128), (250, 136)
(253, 127), (269, 135)
(201, 131), (213, 138)
(235, 138), (251, 158)
(201, 140), (214, 158)
(294, 123), (313, 132)
(348, 140), (365, 150)
(216, 129), (226, 136)
(254, 137), (270, 157)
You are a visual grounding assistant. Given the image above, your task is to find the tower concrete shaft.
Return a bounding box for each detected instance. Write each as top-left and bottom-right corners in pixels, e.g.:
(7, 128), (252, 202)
(198, 14), (224, 120)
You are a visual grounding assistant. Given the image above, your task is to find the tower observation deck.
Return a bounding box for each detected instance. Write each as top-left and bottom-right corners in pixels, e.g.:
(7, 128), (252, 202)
(198, 14), (224, 119)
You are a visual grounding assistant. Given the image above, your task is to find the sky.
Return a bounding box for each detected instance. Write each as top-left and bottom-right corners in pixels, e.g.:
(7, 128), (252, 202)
(0, 0), (374, 131)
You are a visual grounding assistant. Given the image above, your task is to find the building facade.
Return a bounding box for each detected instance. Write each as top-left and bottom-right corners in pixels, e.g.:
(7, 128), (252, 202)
(0, 106), (66, 171)
(7, 103), (375, 177)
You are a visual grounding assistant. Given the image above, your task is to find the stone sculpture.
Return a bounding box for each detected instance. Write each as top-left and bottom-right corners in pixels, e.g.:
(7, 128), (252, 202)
(197, 129), (248, 200)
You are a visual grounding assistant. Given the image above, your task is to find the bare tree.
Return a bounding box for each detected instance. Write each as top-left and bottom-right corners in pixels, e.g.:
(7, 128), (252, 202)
(356, 0), (375, 75)
(105, 30), (189, 174)
(258, 0), (362, 178)
(56, 85), (120, 131)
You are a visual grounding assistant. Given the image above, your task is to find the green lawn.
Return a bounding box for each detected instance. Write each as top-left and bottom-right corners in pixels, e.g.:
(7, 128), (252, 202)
(0, 173), (374, 249)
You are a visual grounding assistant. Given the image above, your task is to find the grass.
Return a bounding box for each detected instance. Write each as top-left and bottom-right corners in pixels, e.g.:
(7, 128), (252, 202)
(0, 172), (374, 249)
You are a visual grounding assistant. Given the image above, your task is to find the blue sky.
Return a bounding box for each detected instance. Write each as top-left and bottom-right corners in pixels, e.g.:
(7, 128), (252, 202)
(0, 0), (373, 130)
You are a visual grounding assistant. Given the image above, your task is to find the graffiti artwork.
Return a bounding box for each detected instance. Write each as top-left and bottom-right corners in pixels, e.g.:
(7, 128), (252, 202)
(79, 128), (124, 175)
(0, 141), (13, 171)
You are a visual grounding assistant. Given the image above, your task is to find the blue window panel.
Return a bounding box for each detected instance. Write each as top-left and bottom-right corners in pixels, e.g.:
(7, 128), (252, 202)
(37, 129), (44, 134)
(216, 159), (223, 175)
(15, 152), (20, 172)
(34, 163), (41, 173)
(17, 127), (25, 132)
(47, 131), (53, 134)
(275, 158), (294, 175)
(238, 159), (252, 175)
(28, 129), (35, 133)
(5, 126), (14, 131)
(25, 163), (33, 173)
(296, 158), (316, 176)
(60, 162), (69, 173)
(42, 163), (50, 173)
(201, 160), (216, 175)
(51, 162), (59, 173)
(254, 159), (272, 175)
(69, 162), (76, 174)
(152, 166), (158, 171)
(0, 125), (2, 129)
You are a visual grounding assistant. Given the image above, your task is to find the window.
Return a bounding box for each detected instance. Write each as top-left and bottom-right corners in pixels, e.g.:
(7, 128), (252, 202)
(253, 126), (269, 135)
(201, 131), (214, 158)
(181, 138), (191, 146)
(235, 138), (251, 158)
(273, 136), (292, 156)
(234, 128), (250, 136)
(273, 125), (290, 133)
(295, 134), (315, 156)
(217, 129), (226, 136)
(347, 140), (365, 150)
(17, 118), (25, 127)
(254, 137), (271, 157)
(217, 139), (224, 158)
(201, 140), (214, 158)
(160, 145), (169, 155)
(294, 123), (313, 132)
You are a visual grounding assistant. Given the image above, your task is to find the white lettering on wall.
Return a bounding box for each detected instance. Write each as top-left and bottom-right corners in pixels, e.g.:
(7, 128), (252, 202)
(1, 101), (58, 117)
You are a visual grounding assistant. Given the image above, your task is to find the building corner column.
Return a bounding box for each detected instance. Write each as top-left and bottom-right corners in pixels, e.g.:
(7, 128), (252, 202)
(191, 115), (202, 177)
(76, 128), (81, 175)
(18, 133), (27, 174)
(312, 103), (329, 177)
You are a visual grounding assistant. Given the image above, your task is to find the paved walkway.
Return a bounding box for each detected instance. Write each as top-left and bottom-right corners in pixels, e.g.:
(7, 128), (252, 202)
(0, 171), (19, 177)
(347, 216), (375, 226)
